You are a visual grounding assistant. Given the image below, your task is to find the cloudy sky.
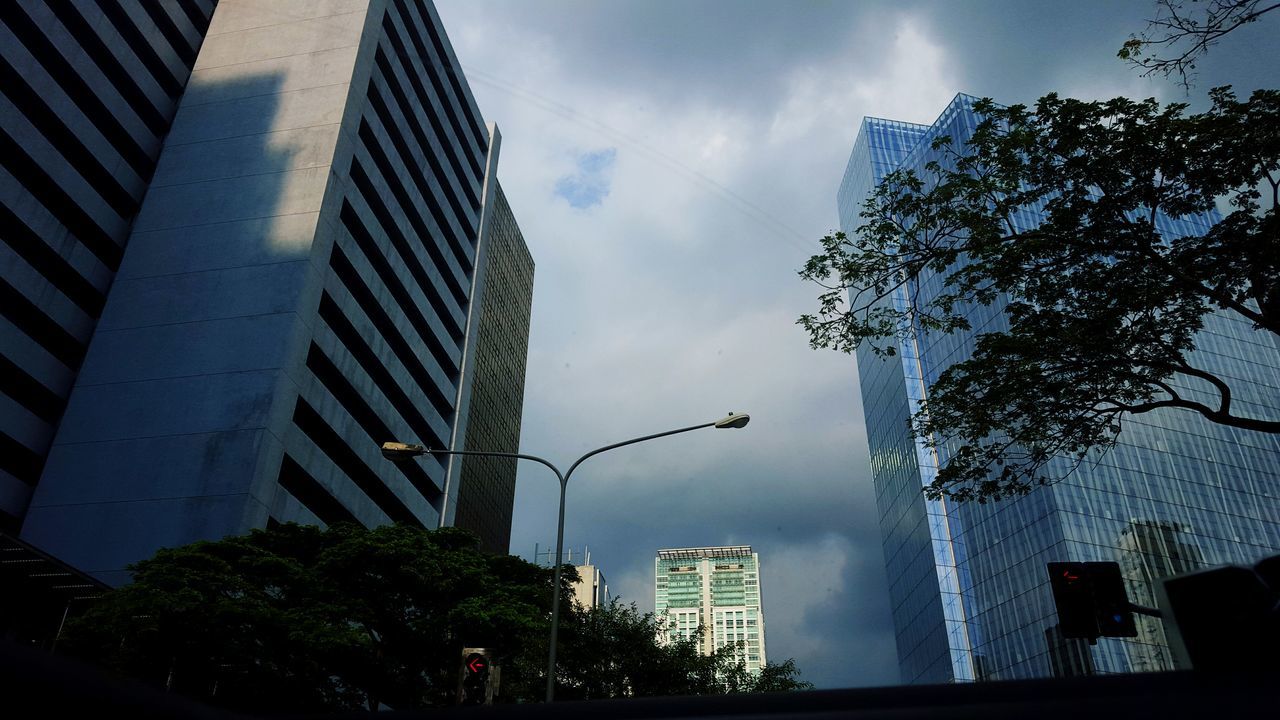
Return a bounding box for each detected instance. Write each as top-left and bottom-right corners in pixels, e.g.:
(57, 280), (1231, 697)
(432, 0), (1277, 689)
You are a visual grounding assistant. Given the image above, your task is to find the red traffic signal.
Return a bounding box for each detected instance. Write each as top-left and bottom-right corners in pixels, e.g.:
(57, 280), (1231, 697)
(1048, 562), (1138, 641)
(458, 647), (497, 706)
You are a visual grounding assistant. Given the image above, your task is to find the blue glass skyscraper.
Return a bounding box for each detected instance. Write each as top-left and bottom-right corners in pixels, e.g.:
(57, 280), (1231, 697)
(839, 95), (1280, 683)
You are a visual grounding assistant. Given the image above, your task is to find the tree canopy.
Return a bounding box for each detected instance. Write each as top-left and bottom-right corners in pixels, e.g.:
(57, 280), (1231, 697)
(550, 599), (812, 700)
(61, 523), (553, 711)
(800, 88), (1279, 503)
(61, 523), (810, 712)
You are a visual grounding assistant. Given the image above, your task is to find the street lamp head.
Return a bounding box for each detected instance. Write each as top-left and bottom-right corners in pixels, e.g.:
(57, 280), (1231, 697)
(714, 412), (750, 429)
(381, 441), (427, 461)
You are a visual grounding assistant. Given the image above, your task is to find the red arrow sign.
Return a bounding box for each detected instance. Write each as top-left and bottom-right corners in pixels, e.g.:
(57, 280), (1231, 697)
(467, 656), (487, 673)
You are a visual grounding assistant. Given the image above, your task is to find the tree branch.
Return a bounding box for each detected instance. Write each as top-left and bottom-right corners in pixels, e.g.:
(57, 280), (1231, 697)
(1099, 393), (1280, 433)
(1174, 362), (1234, 414)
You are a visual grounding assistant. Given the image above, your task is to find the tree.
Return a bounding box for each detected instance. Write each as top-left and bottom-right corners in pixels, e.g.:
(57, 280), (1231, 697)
(61, 523), (556, 712)
(544, 599), (812, 700)
(800, 88), (1279, 503)
(61, 523), (812, 711)
(1119, 0), (1280, 89)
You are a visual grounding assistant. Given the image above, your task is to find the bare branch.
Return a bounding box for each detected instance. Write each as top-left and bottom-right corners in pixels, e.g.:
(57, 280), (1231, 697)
(1120, 1), (1280, 90)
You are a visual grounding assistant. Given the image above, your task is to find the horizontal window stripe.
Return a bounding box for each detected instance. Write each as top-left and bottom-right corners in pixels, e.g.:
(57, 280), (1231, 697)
(291, 393), (421, 527)
(404, 1), (487, 168)
(379, 14), (480, 209)
(367, 81), (474, 269)
(91, 0), (183, 99)
(305, 339), (443, 507)
(43, 1), (168, 136)
(356, 120), (470, 305)
(0, 352), (63, 424)
(319, 292), (450, 452)
(327, 247), (456, 424)
(0, 128), (123, 270)
(0, 430), (43, 486)
(0, 55), (139, 218)
(137, 0), (197, 67)
(276, 452), (361, 527)
(341, 182), (462, 371)
(0, 201), (106, 318)
(0, 1), (154, 176)
(370, 51), (477, 241)
(0, 278), (85, 370)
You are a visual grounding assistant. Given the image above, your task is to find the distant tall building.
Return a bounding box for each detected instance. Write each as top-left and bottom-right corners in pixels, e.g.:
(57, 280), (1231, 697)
(4, 0), (533, 585)
(532, 544), (608, 608)
(840, 96), (1280, 683)
(1116, 520), (1204, 673)
(655, 546), (767, 674)
(572, 563), (608, 610)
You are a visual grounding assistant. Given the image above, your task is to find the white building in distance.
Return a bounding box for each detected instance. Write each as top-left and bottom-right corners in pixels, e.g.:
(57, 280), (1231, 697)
(572, 563), (608, 610)
(655, 546), (766, 674)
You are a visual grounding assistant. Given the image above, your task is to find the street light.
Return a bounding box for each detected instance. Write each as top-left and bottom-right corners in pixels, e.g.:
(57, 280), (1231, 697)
(381, 411), (750, 702)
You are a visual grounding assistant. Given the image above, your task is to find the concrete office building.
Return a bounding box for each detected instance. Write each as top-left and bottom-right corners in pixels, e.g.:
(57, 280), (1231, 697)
(5, 0), (533, 585)
(572, 562), (608, 610)
(1, 0), (214, 534)
(656, 546), (767, 675)
(839, 95), (1280, 683)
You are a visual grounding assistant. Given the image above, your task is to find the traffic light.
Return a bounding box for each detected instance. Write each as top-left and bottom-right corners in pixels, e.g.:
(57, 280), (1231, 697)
(1087, 562), (1138, 638)
(457, 647), (498, 706)
(1047, 562), (1137, 642)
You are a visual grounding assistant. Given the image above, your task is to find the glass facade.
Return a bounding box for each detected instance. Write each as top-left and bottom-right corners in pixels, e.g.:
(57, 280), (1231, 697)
(839, 95), (1280, 683)
(655, 546), (767, 674)
(451, 182), (535, 554)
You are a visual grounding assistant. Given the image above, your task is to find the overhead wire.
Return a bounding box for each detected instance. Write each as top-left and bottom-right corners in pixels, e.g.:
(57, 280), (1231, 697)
(455, 63), (814, 252)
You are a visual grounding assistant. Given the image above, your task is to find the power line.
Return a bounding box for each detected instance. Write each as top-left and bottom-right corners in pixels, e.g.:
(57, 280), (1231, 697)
(459, 64), (814, 251)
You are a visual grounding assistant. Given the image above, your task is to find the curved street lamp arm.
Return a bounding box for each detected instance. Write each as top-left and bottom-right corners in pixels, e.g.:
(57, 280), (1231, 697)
(422, 448), (566, 484)
(563, 421), (716, 481)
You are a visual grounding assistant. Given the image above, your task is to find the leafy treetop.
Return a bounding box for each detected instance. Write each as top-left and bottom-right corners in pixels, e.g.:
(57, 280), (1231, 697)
(800, 88), (1279, 502)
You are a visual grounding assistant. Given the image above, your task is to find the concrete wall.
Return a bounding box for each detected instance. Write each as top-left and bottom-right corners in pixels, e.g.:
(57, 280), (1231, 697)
(18, 0), (519, 585)
(21, 0), (374, 585)
(0, 0), (216, 531)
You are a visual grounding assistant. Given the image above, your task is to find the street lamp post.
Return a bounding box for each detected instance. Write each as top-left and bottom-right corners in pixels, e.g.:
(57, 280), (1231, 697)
(381, 411), (750, 702)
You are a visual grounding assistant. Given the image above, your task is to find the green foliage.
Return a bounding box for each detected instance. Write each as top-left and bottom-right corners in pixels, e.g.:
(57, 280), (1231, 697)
(61, 523), (556, 712)
(800, 88), (1280, 502)
(62, 524), (811, 711)
(544, 599), (812, 700)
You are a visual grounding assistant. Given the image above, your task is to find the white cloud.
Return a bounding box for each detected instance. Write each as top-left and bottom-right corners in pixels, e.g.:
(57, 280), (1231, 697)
(768, 17), (959, 145)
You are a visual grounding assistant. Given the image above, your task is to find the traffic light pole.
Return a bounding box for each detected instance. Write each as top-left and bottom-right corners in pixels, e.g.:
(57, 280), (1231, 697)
(1128, 602), (1162, 618)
